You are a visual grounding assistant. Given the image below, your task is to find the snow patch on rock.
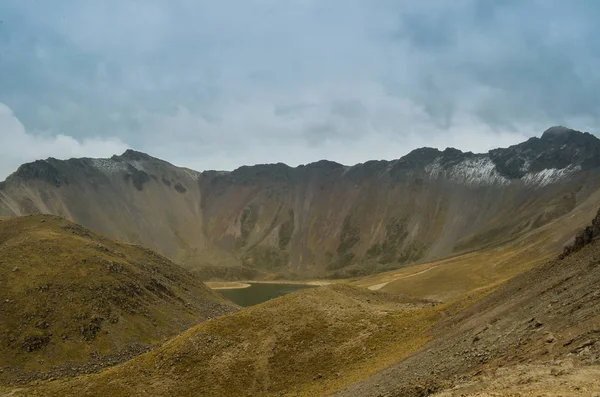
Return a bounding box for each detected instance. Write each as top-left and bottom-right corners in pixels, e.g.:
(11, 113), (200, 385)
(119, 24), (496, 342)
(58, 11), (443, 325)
(522, 166), (581, 187)
(424, 161), (444, 179)
(451, 158), (510, 186)
(91, 158), (154, 175)
(129, 160), (145, 171)
(182, 168), (201, 180)
(426, 157), (509, 186)
(520, 159), (531, 172)
(90, 158), (127, 174)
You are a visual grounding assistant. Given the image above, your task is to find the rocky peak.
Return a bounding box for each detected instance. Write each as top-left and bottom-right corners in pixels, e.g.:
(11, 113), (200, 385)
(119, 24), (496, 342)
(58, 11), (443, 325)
(489, 127), (600, 179)
(226, 163), (293, 185)
(8, 159), (65, 187)
(302, 160), (345, 171)
(439, 147), (470, 169)
(112, 149), (152, 162)
(393, 148), (442, 171)
(541, 125), (575, 139)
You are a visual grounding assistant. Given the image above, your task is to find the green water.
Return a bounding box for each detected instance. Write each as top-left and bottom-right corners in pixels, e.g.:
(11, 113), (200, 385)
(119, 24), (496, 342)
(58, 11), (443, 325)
(218, 283), (316, 307)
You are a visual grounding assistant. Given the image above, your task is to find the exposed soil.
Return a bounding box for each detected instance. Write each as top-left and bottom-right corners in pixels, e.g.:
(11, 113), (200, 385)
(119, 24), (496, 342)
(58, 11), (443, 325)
(433, 362), (600, 396)
(204, 281), (252, 290)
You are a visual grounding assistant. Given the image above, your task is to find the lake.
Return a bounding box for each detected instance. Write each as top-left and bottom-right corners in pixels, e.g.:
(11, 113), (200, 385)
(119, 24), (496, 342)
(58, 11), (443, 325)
(218, 283), (316, 307)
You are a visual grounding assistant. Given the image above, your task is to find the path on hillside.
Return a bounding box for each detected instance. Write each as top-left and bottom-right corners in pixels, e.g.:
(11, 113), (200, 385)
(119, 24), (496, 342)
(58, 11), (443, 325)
(368, 265), (440, 290)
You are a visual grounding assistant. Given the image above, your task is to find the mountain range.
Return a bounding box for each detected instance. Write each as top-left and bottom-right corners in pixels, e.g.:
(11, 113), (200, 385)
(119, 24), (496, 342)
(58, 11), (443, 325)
(1, 126), (600, 279)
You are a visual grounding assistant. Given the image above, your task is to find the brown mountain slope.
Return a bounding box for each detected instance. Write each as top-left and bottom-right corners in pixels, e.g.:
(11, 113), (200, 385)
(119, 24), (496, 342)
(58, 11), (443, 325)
(0, 215), (237, 385)
(1, 127), (600, 279)
(351, 185), (600, 302)
(334, 209), (600, 396)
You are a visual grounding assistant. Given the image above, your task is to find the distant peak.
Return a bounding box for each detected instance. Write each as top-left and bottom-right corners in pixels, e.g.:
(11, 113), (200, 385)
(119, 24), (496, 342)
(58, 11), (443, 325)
(113, 149), (153, 162)
(403, 147), (442, 159)
(303, 160), (345, 169)
(541, 126), (578, 139)
(9, 159), (65, 187)
(442, 147), (463, 156)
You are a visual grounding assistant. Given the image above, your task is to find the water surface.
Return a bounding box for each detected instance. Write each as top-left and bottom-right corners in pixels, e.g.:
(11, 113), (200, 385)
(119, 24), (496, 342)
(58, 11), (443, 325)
(219, 283), (315, 307)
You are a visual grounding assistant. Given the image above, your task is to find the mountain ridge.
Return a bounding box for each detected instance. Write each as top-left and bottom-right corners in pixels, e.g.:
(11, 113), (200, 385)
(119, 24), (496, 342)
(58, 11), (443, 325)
(3, 126), (598, 185)
(1, 126), (600, 278)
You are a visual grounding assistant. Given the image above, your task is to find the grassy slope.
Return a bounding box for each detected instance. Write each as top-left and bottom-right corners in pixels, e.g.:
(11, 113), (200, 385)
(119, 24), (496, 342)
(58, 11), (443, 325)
(334, 210), (600, 396)
(0, 215), (237, 384)
(7, 285), (461, 397)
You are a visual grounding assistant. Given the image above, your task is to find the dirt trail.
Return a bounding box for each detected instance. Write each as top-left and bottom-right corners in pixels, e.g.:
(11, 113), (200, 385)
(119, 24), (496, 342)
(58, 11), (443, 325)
(368, 265), (440, 290)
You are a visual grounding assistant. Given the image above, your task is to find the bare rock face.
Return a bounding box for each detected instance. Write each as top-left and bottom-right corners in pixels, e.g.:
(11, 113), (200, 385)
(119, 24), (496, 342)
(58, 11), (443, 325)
(1, 128), (600, 279)
(561, 207), (600, 258)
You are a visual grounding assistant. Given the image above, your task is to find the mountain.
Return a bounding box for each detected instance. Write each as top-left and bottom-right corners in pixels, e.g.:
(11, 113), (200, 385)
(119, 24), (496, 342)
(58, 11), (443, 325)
(1, 126), (600, 279)
(0, 215), (237, 385)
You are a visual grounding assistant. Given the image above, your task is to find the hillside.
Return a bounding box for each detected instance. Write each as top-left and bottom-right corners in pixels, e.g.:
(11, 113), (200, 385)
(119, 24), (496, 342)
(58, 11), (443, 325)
(1, 127), (600, 279)
(351, 184), (600, 302)
(3, 285), (443, 397)
(0, 215), (237, 385)
(9, 207), (600, 397)
(335, 208), (600, 396)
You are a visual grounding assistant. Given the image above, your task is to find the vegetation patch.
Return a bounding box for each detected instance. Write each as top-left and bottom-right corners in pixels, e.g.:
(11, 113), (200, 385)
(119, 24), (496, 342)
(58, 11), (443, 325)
(242, 245), (289, 270)
(174, 182), (187, 193)
(366, 217), (409, 264)
(398, 241), (428, 264)
(278, 210), (295, 250)
(21, 333), (51, 353)
(123, 169), (151, 191)
(192, 265), (266, 281)
(329, 215), (361, 270)
(238, 205), (259, 248)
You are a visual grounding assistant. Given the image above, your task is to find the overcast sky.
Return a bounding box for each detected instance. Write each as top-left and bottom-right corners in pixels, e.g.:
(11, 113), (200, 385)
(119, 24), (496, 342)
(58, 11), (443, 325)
(1, 1), (600, 180)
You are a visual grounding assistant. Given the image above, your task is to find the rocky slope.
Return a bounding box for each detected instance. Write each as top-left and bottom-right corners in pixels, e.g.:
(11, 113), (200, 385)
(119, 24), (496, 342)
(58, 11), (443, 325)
(1, 127), (600, 278)
(334, 208), (600, 396)
(0, 215), (237, 385)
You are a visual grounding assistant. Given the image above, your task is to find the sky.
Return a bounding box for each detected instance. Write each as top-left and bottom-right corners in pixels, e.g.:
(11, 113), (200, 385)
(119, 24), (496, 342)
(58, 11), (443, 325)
(1, 0), (600, 180)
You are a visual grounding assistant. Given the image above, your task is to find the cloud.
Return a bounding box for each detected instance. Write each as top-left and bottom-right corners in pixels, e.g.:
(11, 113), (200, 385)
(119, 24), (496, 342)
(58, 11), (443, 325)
(136, 82), (533, 171)
(0, 1), (599, 173)
(0, 103), (129, 180)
